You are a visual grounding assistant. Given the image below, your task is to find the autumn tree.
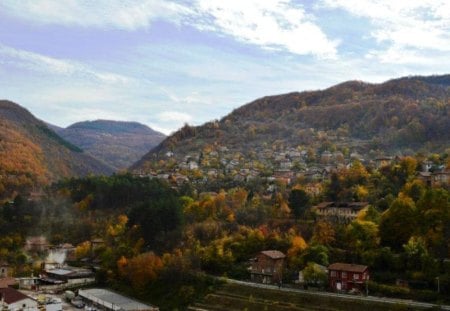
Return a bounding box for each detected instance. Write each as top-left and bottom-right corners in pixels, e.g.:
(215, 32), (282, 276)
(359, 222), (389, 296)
(312, 221), (335, 246)
(379, 194), (417, 249)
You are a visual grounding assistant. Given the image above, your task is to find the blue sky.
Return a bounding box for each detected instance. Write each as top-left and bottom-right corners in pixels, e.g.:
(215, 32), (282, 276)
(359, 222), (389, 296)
(1, 0), (449, 134)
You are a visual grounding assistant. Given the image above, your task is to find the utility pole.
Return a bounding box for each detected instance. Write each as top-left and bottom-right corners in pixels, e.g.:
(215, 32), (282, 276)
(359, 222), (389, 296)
(436, 277), (440, 294)
(365, 275), (369, 296)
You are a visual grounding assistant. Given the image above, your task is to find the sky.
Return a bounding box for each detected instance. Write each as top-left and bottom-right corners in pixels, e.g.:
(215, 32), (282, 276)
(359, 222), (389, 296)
(0, 1), (449, 134)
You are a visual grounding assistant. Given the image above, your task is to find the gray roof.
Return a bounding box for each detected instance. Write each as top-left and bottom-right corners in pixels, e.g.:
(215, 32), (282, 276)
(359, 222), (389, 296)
(261, 250), (286, 259)
(79, 288), (157, 311)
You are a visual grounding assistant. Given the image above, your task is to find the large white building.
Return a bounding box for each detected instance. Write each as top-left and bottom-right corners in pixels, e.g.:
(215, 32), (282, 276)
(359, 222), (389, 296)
(78, 288), (158, 311)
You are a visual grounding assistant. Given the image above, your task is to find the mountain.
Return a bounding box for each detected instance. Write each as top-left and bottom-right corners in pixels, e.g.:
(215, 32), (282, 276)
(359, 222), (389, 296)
(132, 74), (450, 170)
(0, 100), (113, 199)
(55, 120), (165, 170)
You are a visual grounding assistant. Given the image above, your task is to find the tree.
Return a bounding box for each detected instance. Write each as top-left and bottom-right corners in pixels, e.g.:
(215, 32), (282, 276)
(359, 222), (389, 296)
(346, 220), (379, 252)
(379, 194), (417, 249)
(288, 188), (310, 220)
(302, 262), (328, 288)
(416, 188), (450, 258)
(312, 221), (335, 246)
(300, 244), (329, 267)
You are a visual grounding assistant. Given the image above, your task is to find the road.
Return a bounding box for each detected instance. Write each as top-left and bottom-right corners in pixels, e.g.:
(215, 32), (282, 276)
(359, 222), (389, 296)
(222, 278), (450, 310)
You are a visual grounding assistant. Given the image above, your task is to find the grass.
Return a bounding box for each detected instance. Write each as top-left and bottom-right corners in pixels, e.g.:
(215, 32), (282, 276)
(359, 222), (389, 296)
(190, 282), (435, 311)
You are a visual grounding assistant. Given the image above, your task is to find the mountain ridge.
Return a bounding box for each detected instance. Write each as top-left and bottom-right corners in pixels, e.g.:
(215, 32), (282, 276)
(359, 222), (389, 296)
(0, 100), (113, 199)
(55, 119), (166, 170)
(132, 74), (450, 170)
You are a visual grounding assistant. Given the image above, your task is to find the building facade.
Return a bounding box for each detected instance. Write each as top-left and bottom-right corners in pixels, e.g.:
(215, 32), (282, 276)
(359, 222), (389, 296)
(328, 263), (369, 292)
(249, 250), (286, 284)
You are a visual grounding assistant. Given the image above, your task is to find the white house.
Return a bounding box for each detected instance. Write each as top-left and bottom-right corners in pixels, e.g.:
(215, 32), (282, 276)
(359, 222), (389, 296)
(0, 287), (38, 311)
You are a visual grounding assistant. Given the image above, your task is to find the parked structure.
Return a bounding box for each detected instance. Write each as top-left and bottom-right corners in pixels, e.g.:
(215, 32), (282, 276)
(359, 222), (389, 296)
(328, 263), (369, 293)
(78, 288), (158, 311)
(249, 250), (286, 284)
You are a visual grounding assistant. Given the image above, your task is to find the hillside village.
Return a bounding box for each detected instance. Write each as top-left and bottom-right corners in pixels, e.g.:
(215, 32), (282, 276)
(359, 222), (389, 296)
(133, 142), (450, 196)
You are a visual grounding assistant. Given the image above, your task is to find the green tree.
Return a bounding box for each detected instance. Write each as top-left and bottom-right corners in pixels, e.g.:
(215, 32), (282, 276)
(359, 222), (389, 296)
(288, 188), (311, 220)
(379, 194), (417, 249)
(302, 262), (328, 288)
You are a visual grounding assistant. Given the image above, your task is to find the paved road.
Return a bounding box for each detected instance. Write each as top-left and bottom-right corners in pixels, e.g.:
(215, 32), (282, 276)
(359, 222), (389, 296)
(222, 278), (450, 310)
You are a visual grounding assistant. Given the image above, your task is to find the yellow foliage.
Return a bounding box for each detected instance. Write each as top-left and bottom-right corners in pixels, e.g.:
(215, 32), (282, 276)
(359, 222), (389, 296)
(287, 235), (307, 259)
(119, 252), (163, 289)
(355, 185), (369, 200)
(75, 241), (91, 259)
(107, 214), (128, 237)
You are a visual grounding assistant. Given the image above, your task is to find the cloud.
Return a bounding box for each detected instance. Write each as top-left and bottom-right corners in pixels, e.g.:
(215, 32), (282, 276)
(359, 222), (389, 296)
(157, 111), (193, 123)
(320, 0), (450, 63)
(0, 44), (130, 84)
(1, 0), (338, 58)
(0, 0), (192, 30)
(192, 0), (339, 58)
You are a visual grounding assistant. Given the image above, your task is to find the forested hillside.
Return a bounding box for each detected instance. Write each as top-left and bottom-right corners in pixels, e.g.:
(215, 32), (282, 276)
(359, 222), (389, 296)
(134, 75), (449, 169)
(55, 120), (165, 170)
(0, 100), (113, 199)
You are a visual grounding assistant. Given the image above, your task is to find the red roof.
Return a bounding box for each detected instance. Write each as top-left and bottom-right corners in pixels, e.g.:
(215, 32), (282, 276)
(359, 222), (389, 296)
(328, 263), (368, 273)
(261, 250), (286, 259)
(0, 287), (32, 304)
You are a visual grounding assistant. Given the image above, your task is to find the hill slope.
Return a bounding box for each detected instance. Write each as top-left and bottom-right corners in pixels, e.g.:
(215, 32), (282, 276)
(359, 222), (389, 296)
(133, 74), (450, 170)
(55, 120), (165, 170)
(0, 100), (113, 199)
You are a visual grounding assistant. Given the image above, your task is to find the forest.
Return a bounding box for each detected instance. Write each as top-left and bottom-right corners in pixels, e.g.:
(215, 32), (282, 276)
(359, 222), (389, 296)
(1, 152), (449, 309)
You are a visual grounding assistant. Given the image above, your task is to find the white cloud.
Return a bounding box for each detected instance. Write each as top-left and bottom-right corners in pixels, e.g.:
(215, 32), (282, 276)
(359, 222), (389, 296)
(1, 0), (338, 58)
(192, 0), (339, 58)
(320, 0), (450, 63)
(0, 44), (130, 84)
(0, 0), (192, 30)
(157, 111), (193, 123)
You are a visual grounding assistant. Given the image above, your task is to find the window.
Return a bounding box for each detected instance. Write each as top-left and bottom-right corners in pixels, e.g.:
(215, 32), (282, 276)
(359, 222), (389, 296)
(331, 271), (336, 277)
(354, 274), (359, 280)
(342, 272), (347, 278)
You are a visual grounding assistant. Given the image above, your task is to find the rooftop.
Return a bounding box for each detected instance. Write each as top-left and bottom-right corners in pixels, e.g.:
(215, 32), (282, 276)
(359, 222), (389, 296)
(0, 287), (31, 304)
(79, 288), (157, 311)
(328, 263), (368, 273)
(261, 250), (286, 259)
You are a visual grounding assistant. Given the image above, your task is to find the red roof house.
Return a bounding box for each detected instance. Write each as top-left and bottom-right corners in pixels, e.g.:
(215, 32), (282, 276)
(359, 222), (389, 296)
(328, 263), (369, 292)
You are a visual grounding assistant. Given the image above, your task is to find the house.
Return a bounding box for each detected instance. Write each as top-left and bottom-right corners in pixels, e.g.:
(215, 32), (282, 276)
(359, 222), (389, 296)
(0, 278), (17, 289)
(274, 169), (294, 184)
(0, 261), (9, 278)
(314, 202), (368, 223)
(432, 169), (450, 186)
(0, 287), (38, 311)
(328, 263), (369, 292)
(24, 236), (49, 253)
(249, 250), (286, 284)
(417, 172), (432, 186)
(417, 169), (450, 187)
(78, 288), (158, 311)
(374, 157), (393, 169)
(16, 277), (40, 291)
